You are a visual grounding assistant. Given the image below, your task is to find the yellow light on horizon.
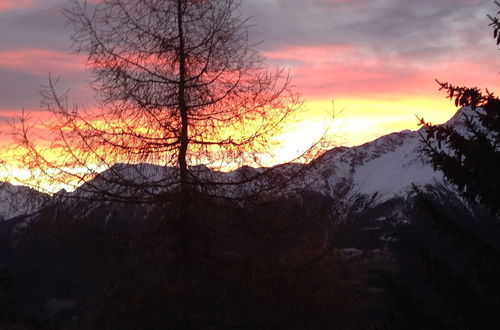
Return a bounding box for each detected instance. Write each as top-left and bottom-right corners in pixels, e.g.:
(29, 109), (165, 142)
(298, 95), (459, 147)
(0, 94), (462, 193)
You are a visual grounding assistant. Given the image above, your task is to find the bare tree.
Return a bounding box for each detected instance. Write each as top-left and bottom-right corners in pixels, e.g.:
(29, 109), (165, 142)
(8, 0), (335, 328)
(12, 0), (313, 244)
(16, 0), (305, 198)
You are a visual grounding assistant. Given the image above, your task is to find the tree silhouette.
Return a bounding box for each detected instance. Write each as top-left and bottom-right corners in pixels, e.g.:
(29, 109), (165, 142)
(417, 4), (500, 212)
(489, 0), (500, 47)
(419, 83), (500, 215)
(8, 1), (337, 328)
(16, 0), (304, 199)
(376, 3), (500, 328)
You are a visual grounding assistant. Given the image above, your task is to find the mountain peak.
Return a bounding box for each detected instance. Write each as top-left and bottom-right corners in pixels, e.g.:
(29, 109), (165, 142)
(444, 106), (483, 127)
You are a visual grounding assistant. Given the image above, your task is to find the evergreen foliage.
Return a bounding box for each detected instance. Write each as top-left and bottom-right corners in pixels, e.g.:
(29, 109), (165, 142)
(417, 0), (500, 215)
(489, 0), (500, 46)
(419, 83), (500, 215)
(378, 3), (500, 328)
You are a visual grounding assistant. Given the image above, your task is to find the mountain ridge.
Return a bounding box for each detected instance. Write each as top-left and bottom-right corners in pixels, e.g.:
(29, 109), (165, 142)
(0, 106), (478, 221)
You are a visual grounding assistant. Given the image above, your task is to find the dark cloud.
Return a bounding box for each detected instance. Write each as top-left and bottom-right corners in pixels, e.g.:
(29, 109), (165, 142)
(0, 1), (70, 52)
(0, 68), (43, 110)
(237, 0), (500, 100)
(0, 0), (498, 112)
(0, 1), (91, 111)
(242, 0), (497, 61)
(0, 67), (91, 111)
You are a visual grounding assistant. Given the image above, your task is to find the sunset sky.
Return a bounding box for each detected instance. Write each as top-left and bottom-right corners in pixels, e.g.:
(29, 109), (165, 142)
(0, 0), (499, 168)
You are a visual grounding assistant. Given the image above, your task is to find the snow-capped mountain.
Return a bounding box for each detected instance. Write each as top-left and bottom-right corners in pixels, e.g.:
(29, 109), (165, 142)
(306, 106), (486, 204)
(0, 182), (49, 221)
(74, 107), (484, 206)
(0, 106), (479, 223)
(309, 129), (443, 201)
(62, 128), (443, 207)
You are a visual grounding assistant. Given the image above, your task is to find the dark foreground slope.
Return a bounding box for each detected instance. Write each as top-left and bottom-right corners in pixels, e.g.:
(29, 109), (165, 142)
(1, 190), (370, 329)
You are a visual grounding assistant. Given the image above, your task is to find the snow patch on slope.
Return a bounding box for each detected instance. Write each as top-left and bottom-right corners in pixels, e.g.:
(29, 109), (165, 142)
(0, 182), (48, 220)
(351, 133), (444, 202)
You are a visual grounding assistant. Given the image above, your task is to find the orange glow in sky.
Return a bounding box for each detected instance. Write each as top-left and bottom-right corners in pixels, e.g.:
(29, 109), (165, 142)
(1, 0), (499, 192)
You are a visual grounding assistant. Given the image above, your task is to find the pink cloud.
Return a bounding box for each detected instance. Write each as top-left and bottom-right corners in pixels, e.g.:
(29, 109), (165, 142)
(264, 45), (356, 63)
(318, 0), (354, 4)
(0, 48), (83, 76)
(0, 0), (34, 12)
(263, 45), (500, 100)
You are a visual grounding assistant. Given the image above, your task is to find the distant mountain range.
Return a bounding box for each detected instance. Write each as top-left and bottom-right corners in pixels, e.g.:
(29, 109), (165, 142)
(0, 106), (474, 227)
(0, 106), (496, 323)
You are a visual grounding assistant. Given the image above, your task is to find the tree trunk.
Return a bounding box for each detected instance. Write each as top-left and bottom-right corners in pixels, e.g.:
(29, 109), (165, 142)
(176, 1), (192, 328)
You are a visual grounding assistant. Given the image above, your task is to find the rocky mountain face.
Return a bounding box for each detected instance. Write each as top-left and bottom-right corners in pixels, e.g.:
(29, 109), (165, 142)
(0, 182), (49, 221)
(0, 106), (496, 325)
